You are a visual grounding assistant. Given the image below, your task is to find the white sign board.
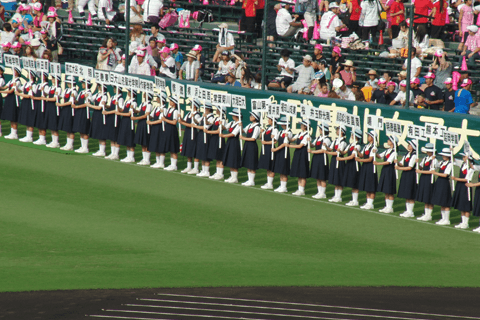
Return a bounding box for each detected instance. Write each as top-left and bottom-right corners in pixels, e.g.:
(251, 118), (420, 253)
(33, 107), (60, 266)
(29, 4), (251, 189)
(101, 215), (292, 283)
(22, 57), (35, 70)
(50, 62), (61, 75)
(139, 79), (154, 94)
(336, 111), (361, 128)
(4, 54), (20, 68)
(199, 88), (211, 102)
(231, 94), (246, 109)
(65, 62), (79, 76)
(155, 76), (166, 90)
(95, 70), (110, 84)
(212, 92), (231, 107)
(171, 81), (185, 98)
(35, 59), (49, 73)
(385, 120), (402, 136)
(406, 124), (428, 141)
(251, 98), (269, 112)
(366, 114), (384, 130)
(443, 131), (460, 146)
(186, 84), (200, 99)
(267, 103), (280, 117)
(425, 123), (446, 140)
(280, 101), (297, 117)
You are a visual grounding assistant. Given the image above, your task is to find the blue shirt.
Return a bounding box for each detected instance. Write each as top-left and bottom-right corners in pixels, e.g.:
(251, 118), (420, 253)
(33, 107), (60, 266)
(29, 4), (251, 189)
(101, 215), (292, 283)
(226, 81), (241, 87)
(172, 52), (183, 66)
(454, 88), (473, 114)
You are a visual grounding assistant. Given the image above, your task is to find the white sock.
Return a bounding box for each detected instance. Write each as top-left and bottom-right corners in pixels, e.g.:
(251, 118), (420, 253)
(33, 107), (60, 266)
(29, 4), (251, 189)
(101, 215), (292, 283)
(145, 152), (150, 161)
(407, 202), (414, 212)
(319, 186), (326, 195)
(267, 176), (274, 185)
(13, 128), (17, 135)
(39, 135), (46, 142)
(156, 155), (161, 163)
(465, 217), (469, 224)
(367, 198), (374, 205)
(425, 208), (432, 216)
(186, 161), (192, 170)
(386, 199), (394, 209)
(231, 171), (238, 179)
(99, 143), (105, 153)
(299, 185), (305, 192)
(205, 165), (210, 175)
(194, 161), (199, 170)
(160, 155), (165, 166)
(27, 131), (33, 139)
(247, 172), (252, 181)
(218, 167), (224, 175)
(127, 150), (134, 159)
(352, 192), (358, 202)
(337, 189), (342, 198)
(114, 146), (119, 156)
(171, 158), (177, 167)
(201, 165), (205, 173)
(141, 151), (146, 161)
(280, 180), (287, 188)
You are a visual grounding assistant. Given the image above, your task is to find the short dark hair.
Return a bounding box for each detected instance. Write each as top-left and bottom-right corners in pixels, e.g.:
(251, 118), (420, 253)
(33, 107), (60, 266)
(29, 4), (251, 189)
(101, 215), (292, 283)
(4, 23), (11, 32)
(399, 21), (407, 28)
(280, 49), (291, 57)
(411, 47), (417, 55)
(151, 24), (160, 31)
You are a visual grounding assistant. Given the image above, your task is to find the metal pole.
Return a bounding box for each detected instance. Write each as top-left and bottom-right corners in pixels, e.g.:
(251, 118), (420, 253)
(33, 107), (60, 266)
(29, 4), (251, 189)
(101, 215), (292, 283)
(261, 0), (268, 90)
(125, 0), (131, 74)
(404, 4), (414, 108)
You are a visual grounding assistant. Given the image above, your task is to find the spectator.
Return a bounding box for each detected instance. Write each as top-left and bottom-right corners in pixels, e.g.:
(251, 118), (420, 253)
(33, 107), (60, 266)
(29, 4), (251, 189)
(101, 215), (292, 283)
(303, 0), (318, 39)
(415, 93), (428, 108)
(0, 3), (4, 24)
(348, 0), (362, 36)
(11, 42), (22, 56)
(287, 55), (315, 94)
(333, 78), (355, 101)
(251, 73), (262, 89)
(179, 51), (200, 81)
(413, 0), (433, 30)
(311, 44), (324, 71)
(383, 72), (397, 92)
(30, 38), (45, 59)
(255, 0), (265, 38)
(169, 43), (183, 74)
(315, 82), (330, 97)
(142, 0), (163, 24)
(148, 37), (159, 60)
(98, 0), (118, 25)
(124, 0), (143, 24)
(458, 0), (475, 51)
(352, 82), (366, 101)
(45, 11), (60, 61)
(78, 0), (97, 20)
(31, 3), (46, 33)
(410, 77), (424, 107)
(443, 77), (455, 112)
(388, 0), (405, 39)
(240, 66), (255, 88)
(329, 46), (344, 75)
(365, 69), (379, 89)
(192, 44), (205, 80)
(431, 0), (448, 39)
(0, 23), (15, 45)
(225, 70), (242, 87)
(310, 72), (325, 95)
(97, 37), (117, 71)
(360, 0), (386, 43)
(130, 24), (146, 47)
(112, 38), (122, 60)
(453, 78), (477, 113)
(402, 47), (421, 80)
(41, 49), (53, 62)
(114, 55), (126, 72)
(19, 5), (33, 24)
(129, 50), (151, 75)
(156, 38), (166, 51)
(158, 47), (176, 79)
(432, 49), (452, 89)
(423, 72), (444, 110)
(397, 70), (407, 82)
(146, 25), (165, 44)
(24, 44), (37, 59)
(319, 3), (346, 40)
(212, 51), (234, 83)
(385, 81), (397, 104)
(339, 60), (356, 86)
(276, 3), (302, 38)
(239, 0), (256, 43)
(371, 78), (387, 103)
(268, 48), (295, 89)
(390, 80), (414, 107)
(413, 24), (429, 55)
(318, 60), (331, 83)
(266, 4), (279, 47)
(213, 23), (235, 62)
(460, 25), (480, 66)
(390, 20), (409, 54)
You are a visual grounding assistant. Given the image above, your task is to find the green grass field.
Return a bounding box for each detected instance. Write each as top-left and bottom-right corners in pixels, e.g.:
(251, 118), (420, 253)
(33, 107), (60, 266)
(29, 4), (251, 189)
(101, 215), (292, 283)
(1, 122), (480, 293)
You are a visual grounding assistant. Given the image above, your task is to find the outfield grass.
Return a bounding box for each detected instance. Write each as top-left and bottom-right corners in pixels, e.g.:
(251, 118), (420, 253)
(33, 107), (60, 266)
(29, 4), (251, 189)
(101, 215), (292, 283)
(1, 123), (480, 292)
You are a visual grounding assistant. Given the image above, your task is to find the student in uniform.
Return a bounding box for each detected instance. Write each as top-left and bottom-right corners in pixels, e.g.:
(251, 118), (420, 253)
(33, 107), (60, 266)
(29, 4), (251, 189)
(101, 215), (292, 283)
(308, 121), (331, 199)
(220, 108), (242, 183)
(148, 92), (167, 168)
(271, 116), (292, 193)
(205, 106), (226, 180)
(339, 128), (362, 206)
(415, 143), (437, 221)
(289, 119), (310, 196)
(1, 67), (22, 140)
(132, 92), (152, 165)
(72, 79), (92, 154)
(56, 76), (77, 151)
(17, 70), (37, 143)
(326, 125), (347, 202)
(240, 111), (261, 186)
(466, 162), (480, 232)
(87, 83), (108, 156)
(194, 102), (215, 177)
(44, 75), (62, 149)
(431, 148), (453, 225)
(179, 98), (201, 173)
(103, 84), (122, 160)
(32, 72), (49, 145)
(116, 88), (137, 163)
(375, 135), (398, 213)
(160, 95), (180, 171)
(258, 115), (278, 190)
(451, 151), (475, 229)
(396, 140), (418, 217)
(356, 130), (378, 210)
(0, 66), (5, 136)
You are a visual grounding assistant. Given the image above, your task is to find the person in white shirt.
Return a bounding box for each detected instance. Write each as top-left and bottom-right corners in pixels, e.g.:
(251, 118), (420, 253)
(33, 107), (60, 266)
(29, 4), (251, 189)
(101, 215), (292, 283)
(97, 0), (117, 24)
(213, 23), (235, 62)
(30, 38), (45, 60)
(276, 3), (303, 37)
(268, 49), (295, 89)
(179, 51), (200, 81)
(402, 47), (422, 79)
(114, 55), (126, 72)
(390, 80), (414, 107)
(158, 47), (177, 79)
(128, 50), (151, 75)
(142, 0), (163, 24)
(360, 0), (386, 42)
(319, 3), (346, 40)
(287, 55), (315, 94)
(77, 0), (97, 19)
(333, 78), (355, 100)
(124, 0), (143, 24)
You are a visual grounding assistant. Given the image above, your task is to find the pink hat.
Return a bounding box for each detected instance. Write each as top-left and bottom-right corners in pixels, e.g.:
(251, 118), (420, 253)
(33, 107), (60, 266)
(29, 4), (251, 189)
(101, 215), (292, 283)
(333, 46), (341, 56)
(399, 80), (407, 87)
(17, 4), (24, 11)
(138, 45), (147, 51)
(387, 81), (396, 87)
(170, 43), (179, 50)
(444, 77), (453, 84)
(40, 30), (47, 34)
(47, 11), (57, 18)
(461, 78), (473, 87)
(121, 54), (126, 60)
(33, 2), (42, 11)
(161, 47), (170, 54)
(315, 44), (323, 51)
(377, 77), (387, 84)
(23, 5), (31, 10)
(11, 42), (21, 49)
(136, 50), (145, 57)
(192, 44), (202, 51)
(1, 42), (11, 48)
(48, 7), (56, 12)
(434, 49), (444, 57)
(410, 77), (420, 85)
(424, 72), (435, 79)
(156, 38), (166, 43)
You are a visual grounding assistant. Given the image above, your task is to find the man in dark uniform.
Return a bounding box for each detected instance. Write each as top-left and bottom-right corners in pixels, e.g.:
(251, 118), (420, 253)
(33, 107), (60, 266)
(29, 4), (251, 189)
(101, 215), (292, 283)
(443, 77), (455, 112)
(371, 78), (387, 104)
(423, 72), (444, 110)
(410, 77), (423, 108)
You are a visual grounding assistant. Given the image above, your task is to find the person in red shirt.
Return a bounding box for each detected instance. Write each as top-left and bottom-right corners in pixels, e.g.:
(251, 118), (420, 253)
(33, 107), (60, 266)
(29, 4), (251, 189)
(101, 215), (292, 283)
(255, 0), (265, 38)
(413, 0), (433, 30)
(389, 0), (405, 39)
(431, 0), (448, 39)
(348, 0), (361, 36)
(239, 0), (257, 42)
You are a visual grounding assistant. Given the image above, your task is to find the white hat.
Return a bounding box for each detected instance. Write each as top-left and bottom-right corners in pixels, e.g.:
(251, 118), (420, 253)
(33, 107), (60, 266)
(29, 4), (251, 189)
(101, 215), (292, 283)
(318, 121), (330, 132)
(276, 116), (288, 125)
(399, 80), (407, 87)
(354, 128), (363, 139)
(335, 124), (346, 134)
(249, 111), (260, 121)
(30, 38), (40, 46)
(438, 148), (452, 157)
(407, 140), (417, 150)
(388, 135), (399, 144)
(169, 95), (178, 105)
(303, 54), (313, 62)
(229, 108), (240, 117)
(300, 119), (310, 127)
(421, 143), (435, 153)
(467, 25), (479, 33)
(65, 75), (75, 82)
(329, 2), (339, 9)
(367, 130), (377, 139)
(434, 49), (444, 57)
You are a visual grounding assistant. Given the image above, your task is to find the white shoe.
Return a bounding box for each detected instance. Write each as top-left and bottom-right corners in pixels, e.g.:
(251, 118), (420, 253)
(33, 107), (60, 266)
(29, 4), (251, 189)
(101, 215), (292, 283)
(19, 136), (33, 143)
(164, 165), (177, 171)
(292, 190), (305, 196)
(33, 139), (46, 145)
(400, 211), (415, 218)
(122, 157), (135, 163)
(345, 200), (359, 206)
(110, 154), (119, 160)
(197, 171), (209, 177)
(92, 150), (106, 157)
(261, 183), (274, 190)
(274, 186), (288, 193)
(4, 133), (18, 140)
(188, 168), (199, 175)
(360, 203), (374, 210)
(455, 222), (468, 229)
(74, 147), (89, 153)
(312, 193), (326, 199)
(241, 181), (255, 186)
(472, 226), (480, 233)
(61, 145), (74, 151)
(212, 174), (224, 180)
(225, 177), (238, 184)
(48, 142), (61, 149)
(150, 162), (164, 168)
(417, 214), (432, 221)
(329, 197), (342, 203)
(436, 219), (450, 226)
(379, 207), (392, 213)
(137, 159), (150, 166)
(181, 167), (192, 173)
(120, 156), (130, 162)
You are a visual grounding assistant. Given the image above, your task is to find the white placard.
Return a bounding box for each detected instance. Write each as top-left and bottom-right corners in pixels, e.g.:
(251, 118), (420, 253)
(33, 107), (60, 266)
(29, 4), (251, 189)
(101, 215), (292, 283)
(65, 62), (79, 76)
(406, 124), (428, 141)
(336, 111), (359, 128)
(251, 98), (269, 112)
(267, 103), (280, 117)
(199, 88), (211, 102)
(300, 104), (311, 119)
(443, 131), (460, 146)
(171, 81), (185, 97)
(155, 76), (166, 90)
(84, 66), (94, 79)
(35, 59), (49, 73)
(95, 70), (110, 84)
(366, 114), (384, 130)
(186, 84), (200, 99)
(231, 94), (246, 109)
(385, 120), (403, 136)
(308, 107), (323, 122)
(318, 108), (332, 123)
(22, 56), (35, 70)
(280, 101), (297, 117)
(211, 92), (232, 107)
(425, 123), (446, 140)
(50, 62), (61, 75)
(0, 53), (3, 64)
(4, 54), (20, 68)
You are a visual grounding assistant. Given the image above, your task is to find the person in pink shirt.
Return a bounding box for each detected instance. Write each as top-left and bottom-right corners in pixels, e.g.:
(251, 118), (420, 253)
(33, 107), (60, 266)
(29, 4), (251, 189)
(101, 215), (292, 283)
(339, 60), (356, 86)
(460, 25), (480, 66)
(458, 0), (477, 51)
